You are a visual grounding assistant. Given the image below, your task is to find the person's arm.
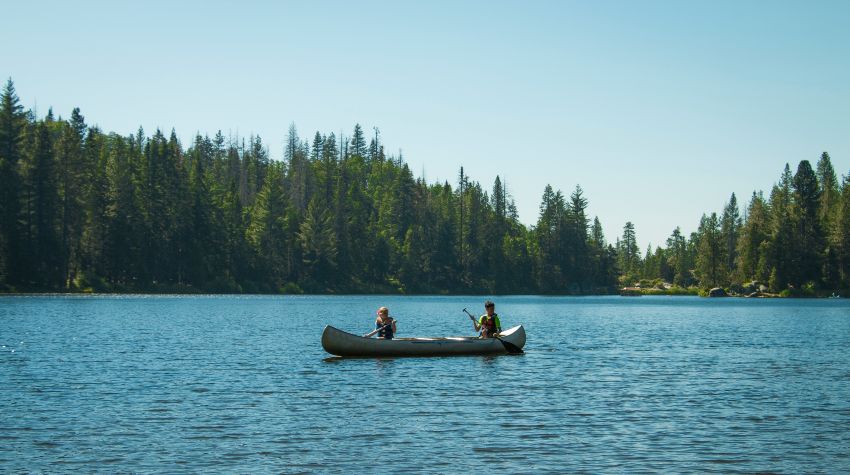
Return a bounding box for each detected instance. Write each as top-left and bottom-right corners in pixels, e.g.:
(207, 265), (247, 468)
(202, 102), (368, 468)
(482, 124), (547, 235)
(495, 316), (502, 334)
(472, 316), (481, 331)
(391, 320), (397, 334)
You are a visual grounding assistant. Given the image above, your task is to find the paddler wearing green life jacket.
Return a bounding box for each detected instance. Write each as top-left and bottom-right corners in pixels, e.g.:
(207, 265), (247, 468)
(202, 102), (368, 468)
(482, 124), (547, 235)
(473, 300), (501, 338)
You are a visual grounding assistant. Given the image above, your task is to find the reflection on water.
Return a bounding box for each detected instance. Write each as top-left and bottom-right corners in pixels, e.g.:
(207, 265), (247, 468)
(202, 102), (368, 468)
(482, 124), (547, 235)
(1, 295), (849, 473)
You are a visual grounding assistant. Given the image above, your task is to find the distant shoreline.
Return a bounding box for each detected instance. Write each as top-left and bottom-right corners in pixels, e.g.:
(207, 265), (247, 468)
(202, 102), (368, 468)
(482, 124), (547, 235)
(0, 290), (841, 298)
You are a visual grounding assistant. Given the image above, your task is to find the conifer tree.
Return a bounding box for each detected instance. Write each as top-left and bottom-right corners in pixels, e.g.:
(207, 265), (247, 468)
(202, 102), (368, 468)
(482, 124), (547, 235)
(350, 124), (367, 159)
(768, 164), (795, 291)
(792, 160), (823, 286)
(618, 221), (640, 282)
(720, 193), (742, 282)
(834, 172), (850, 287)
(247, 164), (289, 287)
(695, 212), (724, 288)
(298, 198), (337, 288)
(0, 79), (26, 285)
(567, 185), (590, 289)
(79, 127), (110, 282)
(56, 108), (87, 287)
(666, 227), (692, 287)
(817, 152), (839, 225)
(21, 119), (61, 286)
(736, 192), (769, 283)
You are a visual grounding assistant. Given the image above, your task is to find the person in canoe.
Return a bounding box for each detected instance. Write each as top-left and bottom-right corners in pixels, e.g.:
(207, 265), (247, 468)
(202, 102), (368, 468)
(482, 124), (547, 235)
(473, 300), (501, 338)
(373, 306), (397, 339)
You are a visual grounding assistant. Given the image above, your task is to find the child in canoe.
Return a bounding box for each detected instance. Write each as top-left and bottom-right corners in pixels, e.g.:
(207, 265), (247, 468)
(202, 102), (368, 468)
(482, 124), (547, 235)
(373, 306), (397, 339)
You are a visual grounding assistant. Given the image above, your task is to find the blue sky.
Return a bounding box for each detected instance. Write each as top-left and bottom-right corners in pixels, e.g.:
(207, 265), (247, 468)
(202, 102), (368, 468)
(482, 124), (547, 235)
(4, 0), (849, 249)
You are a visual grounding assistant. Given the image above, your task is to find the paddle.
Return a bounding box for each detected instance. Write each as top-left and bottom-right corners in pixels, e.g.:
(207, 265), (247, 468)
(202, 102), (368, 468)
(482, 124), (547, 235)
(463, 308), (523, 354)
(363, 322), (392, 338)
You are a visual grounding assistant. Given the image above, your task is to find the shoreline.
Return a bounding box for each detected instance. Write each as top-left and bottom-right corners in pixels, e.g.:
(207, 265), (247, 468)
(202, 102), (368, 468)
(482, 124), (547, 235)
(0, 290), (842, 298)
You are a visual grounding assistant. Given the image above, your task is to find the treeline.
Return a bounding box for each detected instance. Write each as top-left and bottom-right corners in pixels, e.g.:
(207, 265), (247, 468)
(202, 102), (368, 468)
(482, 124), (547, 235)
(1, 80), (847, 295)
(0, 80), (619, 294)
(627, 155), (850, 295)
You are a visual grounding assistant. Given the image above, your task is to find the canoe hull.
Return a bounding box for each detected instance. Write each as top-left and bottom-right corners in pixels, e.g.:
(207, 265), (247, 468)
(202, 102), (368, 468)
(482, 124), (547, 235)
(321, 324), (526, 357)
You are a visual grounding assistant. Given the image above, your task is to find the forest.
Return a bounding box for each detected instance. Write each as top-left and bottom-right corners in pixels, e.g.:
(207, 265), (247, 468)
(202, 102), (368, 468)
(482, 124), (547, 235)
(1, 80), (848, 295)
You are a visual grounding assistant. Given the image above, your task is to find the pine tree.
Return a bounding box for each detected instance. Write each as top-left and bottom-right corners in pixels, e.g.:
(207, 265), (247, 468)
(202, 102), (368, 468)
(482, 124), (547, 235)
(736, 192), (769, 283)
(695, 212), (724, 288)
(817, 152), (839, 225)
(567, 185), (590, 290)
(792, 160), (823, 286)
(767, 164), (795, 291)
(56, 108), (88, 287)
(350, 123), (367, 159)
(535, 185), (562, 291)
(298, 199), (337, 288)
(21, 119), (61, 286)
(79, 127), (110, 283)
(834, 172), (850, 289)
(816, 152), (840, 288)
(590, 216), (605, 248)
(720, 193), (742, 283)
(247, 164), (289, 288)
(0, 79), (26, 285)
(492, 176), (506, 222)
(286, 123), (309, 214)
(666, 227), (693, 287)
(104, 129), (142, 285)
(618, 221), (640, 283)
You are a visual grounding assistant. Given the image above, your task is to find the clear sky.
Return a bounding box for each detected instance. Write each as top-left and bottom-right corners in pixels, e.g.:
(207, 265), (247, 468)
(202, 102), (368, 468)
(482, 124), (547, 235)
(3, 0), (849, 249)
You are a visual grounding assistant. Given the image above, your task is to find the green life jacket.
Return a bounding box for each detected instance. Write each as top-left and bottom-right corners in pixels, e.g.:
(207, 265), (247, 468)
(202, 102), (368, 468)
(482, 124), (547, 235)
(478, 313), (501, 335)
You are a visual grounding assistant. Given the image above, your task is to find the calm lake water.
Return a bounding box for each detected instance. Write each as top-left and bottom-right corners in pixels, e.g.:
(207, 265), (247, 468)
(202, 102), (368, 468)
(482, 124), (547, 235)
(1, 295), (849, 473)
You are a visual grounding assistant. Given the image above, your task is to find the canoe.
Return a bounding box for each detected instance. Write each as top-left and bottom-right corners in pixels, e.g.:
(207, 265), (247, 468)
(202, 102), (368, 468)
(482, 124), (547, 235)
(321, 324), (526, 357)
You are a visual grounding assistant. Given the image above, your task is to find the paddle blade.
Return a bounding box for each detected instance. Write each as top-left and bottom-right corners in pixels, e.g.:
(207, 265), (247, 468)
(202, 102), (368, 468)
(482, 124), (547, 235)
(497, 337), (524, 354)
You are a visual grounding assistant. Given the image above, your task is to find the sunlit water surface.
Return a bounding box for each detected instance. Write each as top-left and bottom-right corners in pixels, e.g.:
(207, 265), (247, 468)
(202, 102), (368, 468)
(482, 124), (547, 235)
(2, 295), (849, 473)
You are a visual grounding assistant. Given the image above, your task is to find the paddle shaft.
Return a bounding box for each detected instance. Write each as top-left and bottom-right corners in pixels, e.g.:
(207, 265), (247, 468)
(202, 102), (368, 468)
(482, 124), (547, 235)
(363, 322), (392, 338)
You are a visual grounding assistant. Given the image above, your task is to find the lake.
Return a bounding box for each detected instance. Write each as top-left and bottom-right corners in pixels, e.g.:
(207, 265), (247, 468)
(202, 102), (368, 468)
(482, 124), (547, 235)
(1, 295), (849, 473)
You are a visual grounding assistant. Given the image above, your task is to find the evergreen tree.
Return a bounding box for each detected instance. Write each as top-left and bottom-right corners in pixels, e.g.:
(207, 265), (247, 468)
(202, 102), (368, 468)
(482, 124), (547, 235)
(736, 192), (769, 283)
(315, 132), (338, 205)
(184, 135), (218, 287)
(666, 227), (693, 286)
(247, 164), (289, 288)
(816, 152), (841, 288)
(834, 172), (850, 288)
(79, 127), (110, 282)
(21, 119), (61, 286)
(285, 123), (309, 214)
(0, 79), (26, 285)
(767, 164), (795, 291)
(695, 212), (724, 288)
(298, 198), (337, 289)
(817, 152), (839, 225)
(535, 185), (563, 291)
(492, 176), (506, 222)
(792, 160), (823, 286)
(618, 221), (640, 283)
(104, 131), (142, 285)
(350, 123), (367, 159)
(567, 185), (590, 290)
(720, 193), (742, 283)
(56, 108), (87, 287)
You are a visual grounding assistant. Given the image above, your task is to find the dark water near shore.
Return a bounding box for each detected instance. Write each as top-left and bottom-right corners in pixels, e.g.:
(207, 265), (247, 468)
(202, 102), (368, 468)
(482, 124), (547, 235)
(2, 295), (849, 473)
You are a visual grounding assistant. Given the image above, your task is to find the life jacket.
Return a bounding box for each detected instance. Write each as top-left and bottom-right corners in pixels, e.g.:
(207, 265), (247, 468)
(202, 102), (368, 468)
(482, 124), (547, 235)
(376, 318), (394, 339)
(479, 314), (500, 337)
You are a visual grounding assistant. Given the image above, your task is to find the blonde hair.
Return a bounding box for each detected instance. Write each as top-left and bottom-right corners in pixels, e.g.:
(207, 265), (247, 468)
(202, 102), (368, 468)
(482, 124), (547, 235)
(377, 307), (389, 316)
